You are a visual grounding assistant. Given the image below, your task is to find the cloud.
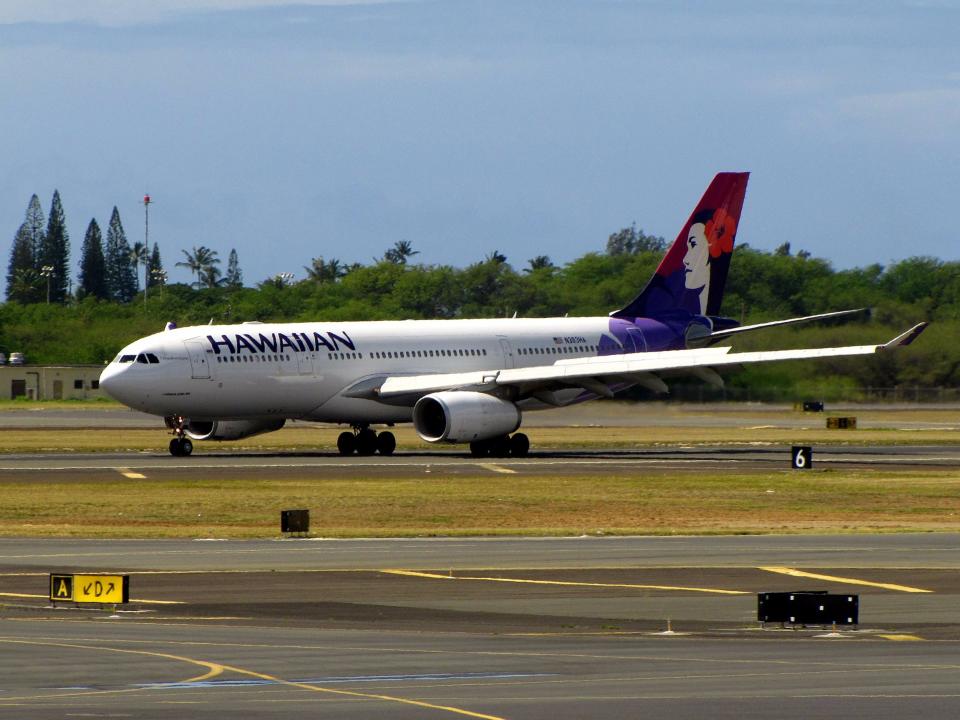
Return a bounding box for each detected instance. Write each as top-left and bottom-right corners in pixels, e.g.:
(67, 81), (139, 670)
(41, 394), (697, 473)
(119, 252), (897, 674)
(0, 0), (413, 26)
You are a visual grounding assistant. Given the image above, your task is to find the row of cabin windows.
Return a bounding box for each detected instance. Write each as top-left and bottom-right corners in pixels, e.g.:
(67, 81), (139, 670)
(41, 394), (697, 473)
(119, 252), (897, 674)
(216, 354), (292, 363)
(518, 345), (597, 356)
(360, 348), (488, 361)
(212, 344), (595, 365)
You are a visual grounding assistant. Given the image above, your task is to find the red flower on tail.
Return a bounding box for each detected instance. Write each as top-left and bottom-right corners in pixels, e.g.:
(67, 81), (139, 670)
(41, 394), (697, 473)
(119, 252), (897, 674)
(705, 207), (736, 258)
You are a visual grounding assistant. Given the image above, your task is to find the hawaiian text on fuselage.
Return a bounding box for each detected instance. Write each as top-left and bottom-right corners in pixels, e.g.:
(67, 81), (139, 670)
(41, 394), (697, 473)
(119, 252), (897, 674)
(207, 331), (356, 355)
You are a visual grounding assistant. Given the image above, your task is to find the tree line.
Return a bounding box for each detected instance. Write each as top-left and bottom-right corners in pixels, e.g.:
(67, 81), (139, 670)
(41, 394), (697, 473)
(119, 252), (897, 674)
(5, 192), (166, 304)
(4, 192), (249, 304)
(2, 193), (957, 395)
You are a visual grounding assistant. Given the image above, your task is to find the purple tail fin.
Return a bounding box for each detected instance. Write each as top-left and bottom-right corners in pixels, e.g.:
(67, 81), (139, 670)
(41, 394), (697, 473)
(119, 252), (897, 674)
(612, 172), (749, 319)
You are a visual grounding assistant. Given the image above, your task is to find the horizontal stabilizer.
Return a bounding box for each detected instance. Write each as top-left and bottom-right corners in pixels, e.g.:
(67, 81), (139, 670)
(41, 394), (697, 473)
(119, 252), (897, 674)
(706, 308), (868, 342)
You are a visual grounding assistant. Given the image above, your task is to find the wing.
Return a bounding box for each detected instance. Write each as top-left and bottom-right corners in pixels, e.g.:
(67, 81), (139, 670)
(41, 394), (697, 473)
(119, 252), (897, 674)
(373, 323), (928, 402)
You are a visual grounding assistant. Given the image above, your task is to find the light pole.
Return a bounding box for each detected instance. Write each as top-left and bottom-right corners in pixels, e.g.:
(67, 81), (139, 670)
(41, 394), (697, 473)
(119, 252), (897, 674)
(40, 265), (54, 304)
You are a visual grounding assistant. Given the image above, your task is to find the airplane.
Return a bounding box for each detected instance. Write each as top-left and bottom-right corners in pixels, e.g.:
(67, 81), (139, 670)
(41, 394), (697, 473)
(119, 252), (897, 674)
(99, 172), (927, 457)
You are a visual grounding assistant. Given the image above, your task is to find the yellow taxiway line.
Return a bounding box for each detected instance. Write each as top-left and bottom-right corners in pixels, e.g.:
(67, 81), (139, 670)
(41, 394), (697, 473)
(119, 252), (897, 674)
(759, 567), (932, 593)
(383, 569), (748, 595)
(0, 638), (507, 719)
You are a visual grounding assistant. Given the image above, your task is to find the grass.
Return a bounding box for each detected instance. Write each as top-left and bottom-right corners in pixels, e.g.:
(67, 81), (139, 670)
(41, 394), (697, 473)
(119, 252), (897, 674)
(1, 468), (959, 538)
(0, 404), (956, 538)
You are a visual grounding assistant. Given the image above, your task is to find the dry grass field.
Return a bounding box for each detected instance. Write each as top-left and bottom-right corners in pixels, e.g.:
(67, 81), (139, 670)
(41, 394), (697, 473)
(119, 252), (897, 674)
(0, 467), (959, 538)
(0, 403), (956, 538)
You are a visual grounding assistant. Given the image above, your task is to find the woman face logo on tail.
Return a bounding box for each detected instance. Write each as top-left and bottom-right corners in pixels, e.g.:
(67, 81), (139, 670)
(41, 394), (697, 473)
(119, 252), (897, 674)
(682, 208), (737, 314)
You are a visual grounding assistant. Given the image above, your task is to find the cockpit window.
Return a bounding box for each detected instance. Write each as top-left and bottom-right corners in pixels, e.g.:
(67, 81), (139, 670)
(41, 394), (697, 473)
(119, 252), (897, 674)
(119, 354), (136, 363)
(146, 353), (160, 364)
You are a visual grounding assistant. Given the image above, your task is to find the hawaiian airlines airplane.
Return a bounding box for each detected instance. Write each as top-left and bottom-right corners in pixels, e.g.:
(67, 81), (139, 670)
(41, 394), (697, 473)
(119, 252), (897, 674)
(100, 173), (927, 457)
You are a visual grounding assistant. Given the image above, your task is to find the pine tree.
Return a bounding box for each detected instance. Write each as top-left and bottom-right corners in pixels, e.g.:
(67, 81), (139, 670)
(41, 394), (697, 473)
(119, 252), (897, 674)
(78, 219), (108, 300)
(6, 223), (38, 303)
(145, 243), (164, 288)
(24, 194), (46, 261)
(104, 207), (137, 302)
(225, 248), (243, 288)
(37, 190), (71, 303)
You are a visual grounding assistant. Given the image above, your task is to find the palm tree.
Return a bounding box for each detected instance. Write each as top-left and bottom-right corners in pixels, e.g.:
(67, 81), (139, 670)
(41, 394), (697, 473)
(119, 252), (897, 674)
(383, 240), (419, 265)
(176, 246), (219, 289)
(199, 263), (223, 289)
(303, 256), (345, 284)
(525, 255), (554, 273)
(129, 241), (149, 291)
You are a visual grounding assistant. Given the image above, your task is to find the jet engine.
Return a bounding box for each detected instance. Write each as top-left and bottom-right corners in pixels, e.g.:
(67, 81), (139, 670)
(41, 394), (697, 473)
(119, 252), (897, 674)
(183, 418), (286, 441)
(413, 391), (520, 443)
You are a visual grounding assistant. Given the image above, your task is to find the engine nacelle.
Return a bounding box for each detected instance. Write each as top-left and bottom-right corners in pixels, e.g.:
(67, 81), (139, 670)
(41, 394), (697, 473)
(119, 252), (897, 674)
(183, 418), (286, 441)
(413, 391), (520, 443)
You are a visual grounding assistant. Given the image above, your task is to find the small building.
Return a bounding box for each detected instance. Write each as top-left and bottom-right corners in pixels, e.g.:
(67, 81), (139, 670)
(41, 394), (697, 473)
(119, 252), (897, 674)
(0, 365), (108, 401)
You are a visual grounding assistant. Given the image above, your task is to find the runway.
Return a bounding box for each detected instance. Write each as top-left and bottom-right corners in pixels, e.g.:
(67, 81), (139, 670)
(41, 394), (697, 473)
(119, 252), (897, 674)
(1, 404), (959, 717)
(0, 444), (958, 481)
(2, 534), (960, 718)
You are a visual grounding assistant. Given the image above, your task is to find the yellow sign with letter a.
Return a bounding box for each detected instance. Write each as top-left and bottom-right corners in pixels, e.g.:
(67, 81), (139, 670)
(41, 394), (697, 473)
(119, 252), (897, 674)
(49, 573), (129, 604)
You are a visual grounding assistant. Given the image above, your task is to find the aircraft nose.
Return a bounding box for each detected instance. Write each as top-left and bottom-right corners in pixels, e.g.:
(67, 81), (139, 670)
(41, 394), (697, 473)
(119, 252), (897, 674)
(99, 363), (130, 402)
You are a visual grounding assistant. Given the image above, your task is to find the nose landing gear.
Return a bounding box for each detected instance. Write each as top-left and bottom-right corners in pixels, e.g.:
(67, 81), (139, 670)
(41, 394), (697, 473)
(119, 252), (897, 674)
(165, 415), (194, 457)
(337, 425), (396, 456)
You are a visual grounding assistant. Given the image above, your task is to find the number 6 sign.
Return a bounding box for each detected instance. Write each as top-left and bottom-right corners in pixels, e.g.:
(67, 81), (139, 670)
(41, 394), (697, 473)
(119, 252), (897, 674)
(791, 446), (813, 470)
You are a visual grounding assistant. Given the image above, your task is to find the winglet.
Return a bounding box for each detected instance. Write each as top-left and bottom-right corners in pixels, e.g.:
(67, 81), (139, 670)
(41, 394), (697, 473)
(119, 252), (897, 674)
(881, 322), (928, 349)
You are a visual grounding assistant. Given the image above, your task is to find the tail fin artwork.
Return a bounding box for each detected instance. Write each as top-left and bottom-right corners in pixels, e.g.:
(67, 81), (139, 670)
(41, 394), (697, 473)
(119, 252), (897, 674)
(612, 172), (749, 320)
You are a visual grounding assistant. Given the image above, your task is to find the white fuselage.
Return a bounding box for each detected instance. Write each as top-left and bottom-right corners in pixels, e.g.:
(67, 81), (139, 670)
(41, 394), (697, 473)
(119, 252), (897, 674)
(99, 317), (626, 424)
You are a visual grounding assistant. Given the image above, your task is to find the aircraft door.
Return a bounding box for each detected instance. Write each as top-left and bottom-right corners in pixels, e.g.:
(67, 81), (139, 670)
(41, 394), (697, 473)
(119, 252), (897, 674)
(297, 350), (313, 376)
(185, 340), (211, 379)
(498, 336), (515, 369)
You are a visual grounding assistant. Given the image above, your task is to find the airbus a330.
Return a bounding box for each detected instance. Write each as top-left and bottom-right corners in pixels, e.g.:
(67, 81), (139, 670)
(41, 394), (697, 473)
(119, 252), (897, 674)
(100, 172), (926, 457)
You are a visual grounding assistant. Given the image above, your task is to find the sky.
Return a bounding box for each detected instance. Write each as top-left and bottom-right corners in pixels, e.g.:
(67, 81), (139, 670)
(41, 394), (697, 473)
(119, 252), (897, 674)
(1, 0), (958, 293)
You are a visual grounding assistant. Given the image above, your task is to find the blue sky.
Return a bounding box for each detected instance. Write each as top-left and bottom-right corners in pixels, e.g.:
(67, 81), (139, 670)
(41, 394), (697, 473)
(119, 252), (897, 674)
(1, 0), (958, 292)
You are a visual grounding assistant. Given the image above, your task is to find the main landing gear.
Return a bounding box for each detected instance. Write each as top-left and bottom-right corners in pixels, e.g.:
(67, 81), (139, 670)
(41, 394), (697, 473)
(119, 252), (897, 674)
(165, 415), (194, 457)
(337, 425), (396, 456)
(469, 432), (529, 458)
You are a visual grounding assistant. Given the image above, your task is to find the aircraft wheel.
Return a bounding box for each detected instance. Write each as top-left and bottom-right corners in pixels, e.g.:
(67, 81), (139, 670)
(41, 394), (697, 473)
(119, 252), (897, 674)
(509, 433), (529, 458)
(377, 431), (396, 456)
(337, 431), (356, 455)
(490, 436), (511, 458)
(469, 441), (489, 457)
(169, 438), (193, 457)
(356, 429), (378, 456)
